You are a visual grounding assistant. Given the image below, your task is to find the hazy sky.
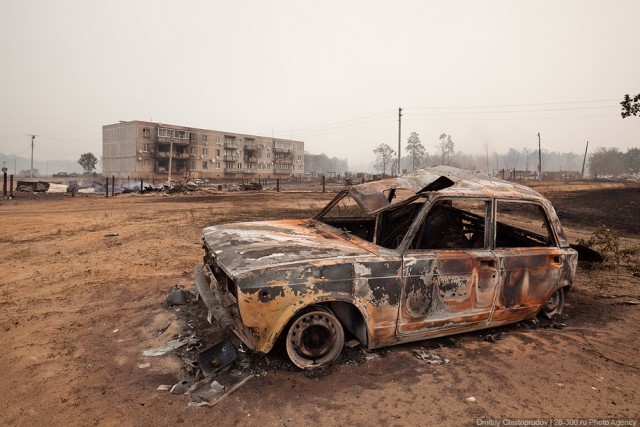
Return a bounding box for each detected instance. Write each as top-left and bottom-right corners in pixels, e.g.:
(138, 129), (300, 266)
(1, 0), (638, 170)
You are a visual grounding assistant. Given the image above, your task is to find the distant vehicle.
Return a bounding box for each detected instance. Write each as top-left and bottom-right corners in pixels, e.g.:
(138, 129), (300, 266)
(195, 166), (580, 369)
(53, 172), (71, 177)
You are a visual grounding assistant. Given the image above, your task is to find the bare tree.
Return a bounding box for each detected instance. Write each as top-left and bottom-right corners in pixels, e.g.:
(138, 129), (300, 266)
(521, 147), (534, 171)
(405, 132), (426, 171)
(373, 143), (396, 176)
(437, 133), (455, 165)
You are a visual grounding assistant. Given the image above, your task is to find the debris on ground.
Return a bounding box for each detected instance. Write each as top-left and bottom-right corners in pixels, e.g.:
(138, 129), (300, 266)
(170, 379), (193, 395)
(16, 181), (49, 192)
(413, 349), (450, 365)
(188, 374), (255, 407)
(484, 332), (503, 343)
(196, 339), (236, 377)
(167, 286), (189, 306)
(239, 182), (263, 191)
(143, 337), (198, 357)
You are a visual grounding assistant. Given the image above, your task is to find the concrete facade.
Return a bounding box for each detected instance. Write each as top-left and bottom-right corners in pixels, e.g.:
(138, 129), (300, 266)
(102, 120), (304, 180)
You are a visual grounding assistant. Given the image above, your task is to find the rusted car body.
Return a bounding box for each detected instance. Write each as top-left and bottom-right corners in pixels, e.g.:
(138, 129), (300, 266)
(195, 166), (578, 368)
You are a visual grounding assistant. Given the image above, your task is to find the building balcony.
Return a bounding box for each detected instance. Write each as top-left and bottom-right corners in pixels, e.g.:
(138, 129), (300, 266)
(223, 141), (238, 149)
(223, 168), (243, 174)
(243, 156), (258, 163)
(274, 169), (293, 174)
(224, 155), (238, 162)
(242, 169), (257, 174)
(273, 156), (294, 164)
(156, 136), (190, 145)
(243, 142), (261, 152)
(273, 146), (292, 154)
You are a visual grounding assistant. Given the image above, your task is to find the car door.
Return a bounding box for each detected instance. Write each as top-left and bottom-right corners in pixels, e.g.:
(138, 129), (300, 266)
(491, 199), (566, 323)
(396, 198), (500, 336)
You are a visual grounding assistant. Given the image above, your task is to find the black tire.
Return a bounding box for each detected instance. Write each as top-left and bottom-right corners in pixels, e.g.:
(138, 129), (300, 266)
(285, 307), (345, 369)
(541, 287), (565, 319)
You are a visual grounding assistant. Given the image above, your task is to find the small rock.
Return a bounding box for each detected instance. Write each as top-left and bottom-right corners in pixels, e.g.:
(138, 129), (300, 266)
(465, 396), (476, 402)
(157, 384), (172, 391)
(137, 363), (150, 369)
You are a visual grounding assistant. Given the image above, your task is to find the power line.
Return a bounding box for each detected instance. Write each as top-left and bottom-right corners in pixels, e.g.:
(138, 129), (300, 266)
(409, 98), (619, 110)
(405, 105), (619, 116)
(274, 110), (394, 135)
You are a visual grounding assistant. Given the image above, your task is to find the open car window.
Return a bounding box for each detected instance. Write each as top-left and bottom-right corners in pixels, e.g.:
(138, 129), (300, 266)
(495, 201), (556, 248)
(409, 198), (488, 250)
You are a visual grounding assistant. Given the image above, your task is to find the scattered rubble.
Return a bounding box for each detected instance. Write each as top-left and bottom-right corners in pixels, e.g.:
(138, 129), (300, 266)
(413, 349), (450, 365)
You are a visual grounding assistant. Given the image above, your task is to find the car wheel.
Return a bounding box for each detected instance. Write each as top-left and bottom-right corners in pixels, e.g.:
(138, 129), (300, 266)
(286, 307), (345, 369)
(541, 287), (565, 319)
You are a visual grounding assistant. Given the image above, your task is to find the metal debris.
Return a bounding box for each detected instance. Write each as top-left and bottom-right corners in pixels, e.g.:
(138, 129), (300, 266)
(143, 337), (197, 357)
(196, 339), (236, 377)
(167, 287), (189, 306)
(170, 379), (192, 395)
(413, 349), (450, 365)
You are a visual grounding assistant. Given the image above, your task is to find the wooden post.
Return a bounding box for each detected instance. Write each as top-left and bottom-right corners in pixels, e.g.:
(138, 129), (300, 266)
(105, 177), (109, 197)
(111, 175), (115, 196)
(322, 175), (326, 192)
(140, 179), (144, 193)
(9, 175), (13, 198)
(2, 172), (6, 197)
(276, 178), (280, 192)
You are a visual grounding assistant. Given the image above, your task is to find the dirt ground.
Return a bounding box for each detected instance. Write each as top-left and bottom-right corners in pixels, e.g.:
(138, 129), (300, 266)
(1, 184), (639, 426)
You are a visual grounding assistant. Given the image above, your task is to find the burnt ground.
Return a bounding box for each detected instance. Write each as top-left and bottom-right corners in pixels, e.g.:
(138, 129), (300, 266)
(1, 184), (639, 426)
(545, 186), (640, 236)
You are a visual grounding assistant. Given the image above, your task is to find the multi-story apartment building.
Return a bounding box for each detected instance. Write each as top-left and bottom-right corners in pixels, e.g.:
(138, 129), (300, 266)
(102, 120), (304, 180)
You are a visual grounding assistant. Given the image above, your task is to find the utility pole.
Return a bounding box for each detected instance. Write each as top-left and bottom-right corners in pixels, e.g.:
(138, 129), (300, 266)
(581, 141), (589, 179)
(167, 139), (173, 184)
(485, 145), (490, 175)
(397, 107), (402, 176)
(27, 134), (37, 178)
(537, 132), (542, 181)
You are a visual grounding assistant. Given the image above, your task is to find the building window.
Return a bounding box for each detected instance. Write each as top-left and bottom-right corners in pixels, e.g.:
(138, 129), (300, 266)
(143, 143), (151, 152)
(202, 148), (208, 155)
(202, 135), (208, 143)
(190, 160), (196, 169)
(143, 128), (150, 138)
(202, 161), (208, 169)
(215, 149), (220, 157)
(143, 159), (151, 167)
(216, 162), (221, 169)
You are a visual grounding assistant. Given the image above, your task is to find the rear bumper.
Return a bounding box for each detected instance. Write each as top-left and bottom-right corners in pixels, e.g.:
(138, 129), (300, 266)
(194, 265), (257, 350)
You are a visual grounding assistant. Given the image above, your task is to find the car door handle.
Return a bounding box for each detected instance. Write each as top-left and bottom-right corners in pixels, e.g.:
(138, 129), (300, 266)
(480, 259), (495, 268)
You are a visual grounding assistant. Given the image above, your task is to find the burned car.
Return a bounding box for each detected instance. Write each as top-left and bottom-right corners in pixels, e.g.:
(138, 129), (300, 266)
(195, 166), (578, 369)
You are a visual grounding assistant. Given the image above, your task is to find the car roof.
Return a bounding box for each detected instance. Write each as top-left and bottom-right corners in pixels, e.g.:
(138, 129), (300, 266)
(349, 166), (547, 214)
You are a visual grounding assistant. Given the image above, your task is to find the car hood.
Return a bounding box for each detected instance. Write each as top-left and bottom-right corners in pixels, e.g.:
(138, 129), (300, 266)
(203, 219), (374, 278)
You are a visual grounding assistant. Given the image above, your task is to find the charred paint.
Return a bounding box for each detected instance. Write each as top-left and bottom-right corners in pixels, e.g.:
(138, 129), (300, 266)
(196, 166), (579, 359)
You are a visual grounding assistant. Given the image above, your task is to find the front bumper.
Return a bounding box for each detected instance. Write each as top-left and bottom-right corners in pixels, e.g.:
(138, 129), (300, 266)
(194, 265), (257, 350)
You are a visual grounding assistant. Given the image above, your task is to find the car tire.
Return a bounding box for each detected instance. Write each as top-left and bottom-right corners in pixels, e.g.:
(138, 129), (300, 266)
(285, 307), (345, 369)
(541, 287), (565, 319)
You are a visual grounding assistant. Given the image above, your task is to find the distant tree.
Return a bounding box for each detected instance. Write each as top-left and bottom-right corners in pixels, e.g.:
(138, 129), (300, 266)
(588, 147), (625, 178)
(620, 93), (640, 118)
(78, 152), (98, 173)
(373, 143), (396, 176)
(19, 169), (38, 177)
(303, 152), (348, 176)
(521, 147), (534, 171)
(405, 132), (425, 171)
(437, 133), (454, 165)
(624, 148), (640, 174)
